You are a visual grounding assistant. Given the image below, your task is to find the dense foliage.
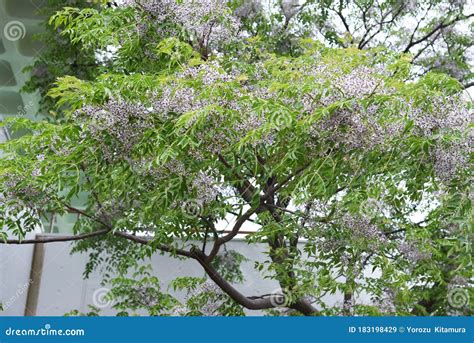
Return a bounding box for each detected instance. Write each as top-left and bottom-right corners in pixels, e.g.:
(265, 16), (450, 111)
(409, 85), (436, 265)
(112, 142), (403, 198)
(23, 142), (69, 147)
(22, 0), (102, 116)
(0, 0), (472, 316)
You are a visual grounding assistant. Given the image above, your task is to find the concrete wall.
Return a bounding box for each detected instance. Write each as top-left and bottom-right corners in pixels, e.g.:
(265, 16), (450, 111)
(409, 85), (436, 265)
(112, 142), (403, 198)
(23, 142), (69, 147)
(0, 238), (281, 316)
(0, 237), (352, 316)
(0, 236), (34, 315)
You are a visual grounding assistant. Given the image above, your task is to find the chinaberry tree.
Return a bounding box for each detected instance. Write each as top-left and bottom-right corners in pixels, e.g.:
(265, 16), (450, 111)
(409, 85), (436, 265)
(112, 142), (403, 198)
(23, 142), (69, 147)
(0, 0), (472, 316)
(240, 0), (474, 88)
(23, 0), (474, 113)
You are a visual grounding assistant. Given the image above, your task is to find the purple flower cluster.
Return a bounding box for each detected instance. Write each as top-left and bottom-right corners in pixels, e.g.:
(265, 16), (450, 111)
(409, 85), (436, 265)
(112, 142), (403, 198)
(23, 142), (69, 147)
(75, 99), (151, 161)
(153, 87), (199, 118)
(0, 172), (48, 212)
(235, 111), (275, 147)
(432, 140), (471, 182)
(408, 95), (471, 135)
(340, 214), (387, 247)
(449, 275), (468, 287)
(152, 62), (236, 118)
(299, 64), (405, 150)
(375, 288), (396, 314)
(399, 241), (431, 263)
(191, 171), (218, 204)
(233, 0), (262, 19)
(334, 66), (389, 99)
(407, 95), (472, 182)
(311, 104), (404, 150)
(303, 63), (471, 178)
(179, 61), (234, 85)
(312, 213), (387, 254)
(125, 0), (240, 54)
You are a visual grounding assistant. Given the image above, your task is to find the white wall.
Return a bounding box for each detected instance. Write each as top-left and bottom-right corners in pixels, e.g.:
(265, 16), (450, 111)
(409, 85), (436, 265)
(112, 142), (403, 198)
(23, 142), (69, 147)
(0, 233), (378, 316)
(0, 239), (33, 315)
(1, 239), (283, 316)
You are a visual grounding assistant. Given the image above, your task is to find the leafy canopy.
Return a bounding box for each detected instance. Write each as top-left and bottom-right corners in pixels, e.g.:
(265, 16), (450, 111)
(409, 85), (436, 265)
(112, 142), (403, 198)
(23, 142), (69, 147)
(0, 1), (472, 316)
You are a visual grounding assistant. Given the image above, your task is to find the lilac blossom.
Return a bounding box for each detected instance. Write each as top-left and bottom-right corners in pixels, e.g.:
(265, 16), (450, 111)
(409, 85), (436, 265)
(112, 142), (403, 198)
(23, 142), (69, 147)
(399, 241), (431, 263)
(340, 214), (387, 246)
(191, 171), (218, 203)
(74, 99), (151, 162)
(125, 0), (240, 55)
(375, 288), (396, 314)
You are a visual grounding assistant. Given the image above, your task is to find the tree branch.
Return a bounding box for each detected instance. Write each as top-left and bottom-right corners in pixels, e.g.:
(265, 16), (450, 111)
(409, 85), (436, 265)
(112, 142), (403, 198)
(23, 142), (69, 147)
(0, 229), (109, 244)
(113, 231), (194, 258)
(403, 13), (474, 53)
(1, 210), (319, 315)
(463, 81), (474, 89)
(191, 248), (318, 314)
(207, 205), (261, 261)
(359, 3), (405, 49)
(217, 154), (258, 204)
